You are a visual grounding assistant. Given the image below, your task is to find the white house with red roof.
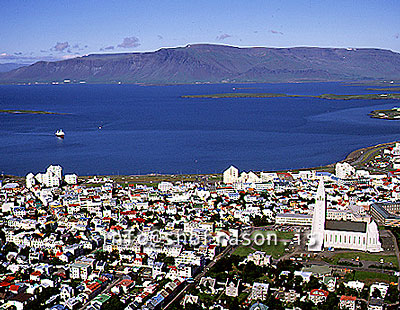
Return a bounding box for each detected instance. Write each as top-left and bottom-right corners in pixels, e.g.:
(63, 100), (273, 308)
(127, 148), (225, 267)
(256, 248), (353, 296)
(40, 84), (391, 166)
(340, 295), (356, 310)
(309, 289), (329, 305)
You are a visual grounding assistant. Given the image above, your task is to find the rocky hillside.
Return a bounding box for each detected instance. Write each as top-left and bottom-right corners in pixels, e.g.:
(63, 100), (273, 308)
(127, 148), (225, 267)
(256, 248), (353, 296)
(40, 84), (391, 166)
(1, 44), (400, 84)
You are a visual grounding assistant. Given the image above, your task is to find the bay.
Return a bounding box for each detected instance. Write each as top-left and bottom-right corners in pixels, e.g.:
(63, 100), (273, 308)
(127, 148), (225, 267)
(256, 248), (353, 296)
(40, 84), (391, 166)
(0, 82), (399, 176)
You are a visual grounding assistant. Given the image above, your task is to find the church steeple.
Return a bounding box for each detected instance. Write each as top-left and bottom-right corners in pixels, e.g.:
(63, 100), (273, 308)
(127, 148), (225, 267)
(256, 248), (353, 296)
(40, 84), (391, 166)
(316, 177), (325, 201)
(308, 177), (326, 251)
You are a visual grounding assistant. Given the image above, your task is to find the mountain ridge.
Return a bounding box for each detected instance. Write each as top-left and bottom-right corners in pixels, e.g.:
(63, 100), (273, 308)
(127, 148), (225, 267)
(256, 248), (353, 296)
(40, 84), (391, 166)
(0, 63), (31, 73)
(1, 44), (400, 84)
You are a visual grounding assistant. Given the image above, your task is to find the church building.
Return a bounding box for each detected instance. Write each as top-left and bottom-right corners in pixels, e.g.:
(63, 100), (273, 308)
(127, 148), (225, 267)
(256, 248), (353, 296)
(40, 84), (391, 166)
(308, 179), (382, 252)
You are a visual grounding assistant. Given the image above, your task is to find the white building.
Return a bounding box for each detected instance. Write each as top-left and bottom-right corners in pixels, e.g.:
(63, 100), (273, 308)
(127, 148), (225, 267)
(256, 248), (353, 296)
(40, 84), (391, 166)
(158, 181), (173, 192)
(392, 142), (400, 156)
(247, 251), (271, 266)
(223, 166), (239, 184)
(336, 162), (356, 179)
(65, 174), (78, 185)
(34, 165), (63, 188)
(393, 157), (400, 170)
(369, 282), (389, 298)
(26, 173), (36, 189)
(308, 178), (382, 252)
(250, 282), (269, 301)
(344, 280), (365, 292)
(47, 165), (62, 179)
(70, 262), (92, 280)
(225, 278), (240, 297)
(238, 171), (261, 183)
(276, 213), (313, 226)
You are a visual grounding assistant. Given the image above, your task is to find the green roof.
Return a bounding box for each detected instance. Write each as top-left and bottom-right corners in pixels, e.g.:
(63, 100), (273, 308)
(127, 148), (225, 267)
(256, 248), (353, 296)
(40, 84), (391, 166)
(93, 293), (111, 304)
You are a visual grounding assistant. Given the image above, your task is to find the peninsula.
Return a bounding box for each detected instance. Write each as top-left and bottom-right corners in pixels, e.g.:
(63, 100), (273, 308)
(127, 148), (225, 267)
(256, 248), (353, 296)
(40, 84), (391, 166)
(182, 92), (400, 100)
(367, 87), (400, 92)
(0, 109), (69, 115)
(369, 107), (400, 120)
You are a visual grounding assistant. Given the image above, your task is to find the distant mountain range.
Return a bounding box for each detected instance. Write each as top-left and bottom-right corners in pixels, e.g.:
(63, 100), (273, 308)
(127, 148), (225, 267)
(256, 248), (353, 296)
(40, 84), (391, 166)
(0, 63), (30, 73)
(1, 44), (400, 84)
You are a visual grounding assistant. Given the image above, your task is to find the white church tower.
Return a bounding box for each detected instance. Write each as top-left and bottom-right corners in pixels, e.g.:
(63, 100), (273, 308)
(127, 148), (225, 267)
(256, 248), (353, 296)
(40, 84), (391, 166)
(308, 178), (326, 251)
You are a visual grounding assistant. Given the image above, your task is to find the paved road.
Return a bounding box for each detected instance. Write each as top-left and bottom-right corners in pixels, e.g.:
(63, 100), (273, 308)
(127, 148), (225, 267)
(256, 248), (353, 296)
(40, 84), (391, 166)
(387, 229), (400, 290)
(163, 228), (254, 309)
(82, 277), (121, 309)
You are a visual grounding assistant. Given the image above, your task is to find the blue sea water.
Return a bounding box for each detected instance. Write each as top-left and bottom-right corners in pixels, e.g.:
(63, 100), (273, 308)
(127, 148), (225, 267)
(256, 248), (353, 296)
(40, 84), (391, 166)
(0, 82), (399, 176)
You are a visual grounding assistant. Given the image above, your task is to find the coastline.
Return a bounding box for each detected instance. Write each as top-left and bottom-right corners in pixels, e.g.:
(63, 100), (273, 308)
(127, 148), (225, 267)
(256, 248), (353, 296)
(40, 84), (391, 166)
(0, 79), (397, 87)
(3, 140), (397, 184)
(0, 109), (70, 115)
(182, 92), (400, 100)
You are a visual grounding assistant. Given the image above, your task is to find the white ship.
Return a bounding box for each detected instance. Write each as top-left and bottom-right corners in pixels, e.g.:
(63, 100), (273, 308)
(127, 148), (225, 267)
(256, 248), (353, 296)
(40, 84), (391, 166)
(55, 129), (65, 138)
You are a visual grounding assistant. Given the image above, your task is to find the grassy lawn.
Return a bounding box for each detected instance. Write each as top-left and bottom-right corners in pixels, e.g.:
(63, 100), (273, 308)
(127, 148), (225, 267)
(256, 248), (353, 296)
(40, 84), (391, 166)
(233, 230), (291, 259)
(332, 252), (398, 266)
(232, 230), (294, 259)
(233, 246), (254, 257)
(251, 230), (295, 240)
(252, 241), (288, 259)
(353, 271), (398, 284)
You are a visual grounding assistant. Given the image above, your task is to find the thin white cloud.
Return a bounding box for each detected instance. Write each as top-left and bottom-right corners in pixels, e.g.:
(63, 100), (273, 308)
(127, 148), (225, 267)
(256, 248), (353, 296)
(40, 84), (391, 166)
(118, 36), (141, 48)
(216, 33), (232, 41)
(269, 30), (284, 35)
(52, 41), (70, 52)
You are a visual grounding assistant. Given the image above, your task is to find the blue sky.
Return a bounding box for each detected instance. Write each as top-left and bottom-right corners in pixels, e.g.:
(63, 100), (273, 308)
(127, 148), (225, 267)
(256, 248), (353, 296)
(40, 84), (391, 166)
(1, 0), (399, 64)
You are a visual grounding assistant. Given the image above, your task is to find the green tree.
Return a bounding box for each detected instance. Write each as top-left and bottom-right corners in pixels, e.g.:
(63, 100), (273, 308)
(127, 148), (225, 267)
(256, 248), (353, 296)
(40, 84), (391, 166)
(101, 295), (125, 310)
(372, 288), (381, 299)
(385, 284), (399, 303)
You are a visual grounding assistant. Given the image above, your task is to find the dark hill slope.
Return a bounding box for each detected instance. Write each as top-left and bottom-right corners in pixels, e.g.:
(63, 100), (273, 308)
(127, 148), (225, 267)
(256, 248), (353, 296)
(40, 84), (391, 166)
(1, 44), (400, 83)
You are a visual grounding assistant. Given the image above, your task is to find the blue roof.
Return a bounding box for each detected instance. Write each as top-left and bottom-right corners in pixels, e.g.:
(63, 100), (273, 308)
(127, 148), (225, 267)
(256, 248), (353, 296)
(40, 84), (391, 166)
(50, 305), (66, 310)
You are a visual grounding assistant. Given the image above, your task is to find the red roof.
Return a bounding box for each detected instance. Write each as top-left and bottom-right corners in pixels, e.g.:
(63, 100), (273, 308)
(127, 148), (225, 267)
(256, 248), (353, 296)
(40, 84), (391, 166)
(9, 285), (20, 292)
(110, 225), (123, 231)
(121, 211), (137, 215)
(119, 279), (134, 287)
(340, 295), (356, 301)
(310, 289), (329, 297)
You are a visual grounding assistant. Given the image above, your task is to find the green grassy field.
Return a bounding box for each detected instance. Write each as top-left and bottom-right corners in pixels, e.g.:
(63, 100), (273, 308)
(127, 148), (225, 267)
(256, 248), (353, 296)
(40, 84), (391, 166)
(233, 230), (294, 259)
(233, 246), (255, 257)
(252, 241), (288, 259)
(330, 252), (398, 269)
(250, 230), (295, 240)
(353, 271), (398, 284)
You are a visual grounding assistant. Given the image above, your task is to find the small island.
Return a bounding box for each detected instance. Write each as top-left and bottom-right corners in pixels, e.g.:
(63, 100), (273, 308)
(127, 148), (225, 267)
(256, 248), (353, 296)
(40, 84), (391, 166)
(0, 109), (69, 115)
(182, 92), (400, 100)
(369, 107), (400, 120)
(367, 87), (400, 92)
(317, 93), (400, 100)
(182, 92), (293, 98)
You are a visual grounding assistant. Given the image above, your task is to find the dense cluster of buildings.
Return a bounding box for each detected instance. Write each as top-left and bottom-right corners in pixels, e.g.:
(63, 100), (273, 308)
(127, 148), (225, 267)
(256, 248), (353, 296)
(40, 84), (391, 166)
(0, 144), (399, 309)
